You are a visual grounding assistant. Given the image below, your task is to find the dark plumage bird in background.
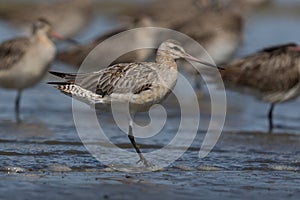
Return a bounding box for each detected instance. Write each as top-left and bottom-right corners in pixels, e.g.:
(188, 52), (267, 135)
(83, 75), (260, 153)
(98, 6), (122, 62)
(220, 43), (300, 133)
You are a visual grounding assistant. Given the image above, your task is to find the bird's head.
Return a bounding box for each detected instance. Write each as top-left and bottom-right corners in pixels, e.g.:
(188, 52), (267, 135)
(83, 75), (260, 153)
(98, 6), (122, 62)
(32, 18), (64, 40)
(159, 40), (223, 69)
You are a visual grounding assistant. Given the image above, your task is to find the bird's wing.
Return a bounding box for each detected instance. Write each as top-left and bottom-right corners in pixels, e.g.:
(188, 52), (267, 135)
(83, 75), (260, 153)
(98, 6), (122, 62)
(50, 62), (159, 97)
(0, 37), (30, 70)
(259, 43), (297, 53)
(221, 43), (300, 93)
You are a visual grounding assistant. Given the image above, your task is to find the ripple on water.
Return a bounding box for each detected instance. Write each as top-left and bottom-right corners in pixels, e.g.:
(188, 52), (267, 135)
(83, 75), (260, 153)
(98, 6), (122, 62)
(0, 166), (27, 173)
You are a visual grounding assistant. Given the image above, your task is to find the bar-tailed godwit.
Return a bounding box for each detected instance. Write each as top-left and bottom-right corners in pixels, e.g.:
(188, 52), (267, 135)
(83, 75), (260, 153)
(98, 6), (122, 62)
(0, 18), (62, 123)
(221, 43), (300, 133)
(49, 40), (221, 166)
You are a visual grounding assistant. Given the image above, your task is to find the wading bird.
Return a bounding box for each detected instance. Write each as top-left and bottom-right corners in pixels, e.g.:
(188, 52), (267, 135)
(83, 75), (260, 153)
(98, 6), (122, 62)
(0, 18), (62, 123)
(49, 40), (221, 166)
(221, 43), (300, 133)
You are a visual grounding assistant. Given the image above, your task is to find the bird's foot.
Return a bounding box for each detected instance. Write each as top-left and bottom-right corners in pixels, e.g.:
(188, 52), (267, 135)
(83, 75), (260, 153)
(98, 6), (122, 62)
(136, 154), (151, 167)
(16, 116), (21, 125)
(268, 126), (274, 134)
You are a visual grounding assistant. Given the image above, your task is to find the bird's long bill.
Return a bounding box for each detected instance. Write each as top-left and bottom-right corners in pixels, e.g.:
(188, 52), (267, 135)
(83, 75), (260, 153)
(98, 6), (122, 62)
(184, 53), (224, 70)
(49, 31), (64, 40)
(49, 31), (79, 45)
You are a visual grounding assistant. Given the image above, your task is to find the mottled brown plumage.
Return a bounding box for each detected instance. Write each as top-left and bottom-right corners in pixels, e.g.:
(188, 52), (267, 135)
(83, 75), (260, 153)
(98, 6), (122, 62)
(221, 43), (300, 132)
(0, 38), (30, 70)
(222, 43), (300, 101)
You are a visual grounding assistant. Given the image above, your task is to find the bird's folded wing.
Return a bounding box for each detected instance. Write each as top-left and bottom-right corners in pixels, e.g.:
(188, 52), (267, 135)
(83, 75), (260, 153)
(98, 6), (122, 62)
(0, 38), (30, 70)
(53, 62), (159, 97)
(222, 44), (300, 93)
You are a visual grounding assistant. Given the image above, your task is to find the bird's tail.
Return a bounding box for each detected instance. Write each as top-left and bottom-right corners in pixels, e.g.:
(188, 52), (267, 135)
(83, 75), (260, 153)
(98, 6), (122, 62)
(47, 81), (76, 97)
(49, 71), (78, 81)
(48, 71), (105, 105)
(48, 71), (82, 96)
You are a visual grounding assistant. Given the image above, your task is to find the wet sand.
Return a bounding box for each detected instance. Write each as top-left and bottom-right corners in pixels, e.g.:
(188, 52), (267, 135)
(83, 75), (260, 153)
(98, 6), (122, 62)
(1, 170), (300, 200)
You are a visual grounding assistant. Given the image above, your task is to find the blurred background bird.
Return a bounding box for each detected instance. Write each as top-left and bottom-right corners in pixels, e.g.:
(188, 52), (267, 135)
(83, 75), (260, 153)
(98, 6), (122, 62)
(0, 18), (63, 123)
(219, 43), (300, 133)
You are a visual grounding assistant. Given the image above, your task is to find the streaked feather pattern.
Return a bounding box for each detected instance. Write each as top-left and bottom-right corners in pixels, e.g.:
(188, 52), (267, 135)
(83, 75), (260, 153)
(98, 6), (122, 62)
(221, 43), (300, 102)
(0, 38), (30, 70)
(50, 62), (162, 97)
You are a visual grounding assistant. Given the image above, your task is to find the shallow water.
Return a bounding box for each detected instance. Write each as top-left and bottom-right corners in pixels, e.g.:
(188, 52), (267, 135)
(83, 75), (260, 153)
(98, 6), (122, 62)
(0, 0), (300, 199)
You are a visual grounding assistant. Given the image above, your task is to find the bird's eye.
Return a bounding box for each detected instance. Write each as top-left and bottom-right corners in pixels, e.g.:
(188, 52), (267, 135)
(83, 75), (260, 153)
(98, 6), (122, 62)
(172, 46), (181, 51)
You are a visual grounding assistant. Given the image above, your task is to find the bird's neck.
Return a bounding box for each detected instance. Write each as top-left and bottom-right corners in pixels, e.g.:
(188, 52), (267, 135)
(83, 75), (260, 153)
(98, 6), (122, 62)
(155, 50), (177, 70)
(32, 33), (52, 45)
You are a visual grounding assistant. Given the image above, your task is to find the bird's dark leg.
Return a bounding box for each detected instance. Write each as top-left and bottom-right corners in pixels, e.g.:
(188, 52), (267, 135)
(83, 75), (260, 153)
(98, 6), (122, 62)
(194, 71), (202, 91)
(128, 118), (149, 167)
(268, 103), (275, 133)
(193, 72), (204, 98)
(15, 90), (22, 124)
